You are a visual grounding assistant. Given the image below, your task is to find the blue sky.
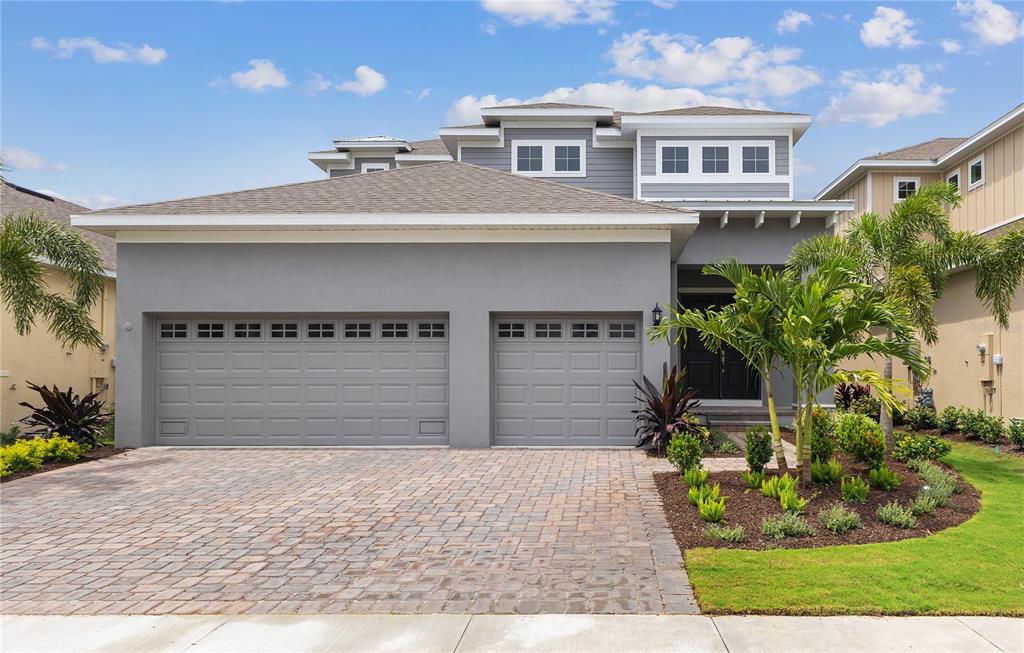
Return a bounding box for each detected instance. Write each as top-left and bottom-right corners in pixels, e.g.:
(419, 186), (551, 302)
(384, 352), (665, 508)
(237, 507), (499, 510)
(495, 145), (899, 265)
(2, 0), (1023, 208)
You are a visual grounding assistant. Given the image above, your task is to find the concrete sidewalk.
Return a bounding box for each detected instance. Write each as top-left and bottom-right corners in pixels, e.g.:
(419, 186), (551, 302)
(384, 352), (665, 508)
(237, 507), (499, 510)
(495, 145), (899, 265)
(1, 614), (1020, 652)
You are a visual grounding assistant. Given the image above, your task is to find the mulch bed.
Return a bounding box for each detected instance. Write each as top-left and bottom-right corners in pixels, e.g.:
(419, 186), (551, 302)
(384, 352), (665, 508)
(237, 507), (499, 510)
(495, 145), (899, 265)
(1, 445), (131, 483)
(655, 449), (979, 551)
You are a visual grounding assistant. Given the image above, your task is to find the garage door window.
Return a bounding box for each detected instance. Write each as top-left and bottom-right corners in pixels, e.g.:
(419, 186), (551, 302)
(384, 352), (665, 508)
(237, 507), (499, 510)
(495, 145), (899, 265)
(307, 322), (336, 339)
(233, 323), (262, 339)
(417, 322), (446, 339)
(160, 323), (188, 340)
(270, 322), (299, 339)
(196, 323), (225, 339)
(344, 323), (372, 339)
(608, 322), (637, 339)
(381, 322), (409, 339)
(534, 322), (562, 339)
(571, 322), (600, 339)
(497, 322), (526, 339)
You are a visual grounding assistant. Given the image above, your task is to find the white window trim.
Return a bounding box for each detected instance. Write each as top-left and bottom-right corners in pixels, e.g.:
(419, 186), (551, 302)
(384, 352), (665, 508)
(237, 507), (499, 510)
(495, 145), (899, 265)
(510, 140), (586, 178)
(893, 176), (921, 203)
(945, 168), (961, 194)
(653, 140), (775, 182)
(360, 162), (390, 174)
(968, 155), (985, 191)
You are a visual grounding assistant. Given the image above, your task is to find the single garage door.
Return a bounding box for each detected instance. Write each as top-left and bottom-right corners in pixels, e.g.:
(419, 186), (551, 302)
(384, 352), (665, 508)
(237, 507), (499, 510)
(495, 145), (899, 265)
(154, 316), (448, 445)
(492, 314), (641, 446)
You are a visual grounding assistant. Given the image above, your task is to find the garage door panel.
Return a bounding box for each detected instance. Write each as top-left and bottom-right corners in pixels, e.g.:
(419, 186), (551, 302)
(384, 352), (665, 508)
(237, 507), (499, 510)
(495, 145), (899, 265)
(569, 385), (602, 405)
(532, 385), (565, 404)
(155, 317), (448, 445)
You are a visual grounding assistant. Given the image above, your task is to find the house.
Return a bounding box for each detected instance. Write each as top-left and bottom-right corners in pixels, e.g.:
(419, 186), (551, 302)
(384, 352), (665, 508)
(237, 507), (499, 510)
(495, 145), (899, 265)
(74, 103), (852, 448)
(1, 181), (117, 429)
(817, 103), (1024, 418)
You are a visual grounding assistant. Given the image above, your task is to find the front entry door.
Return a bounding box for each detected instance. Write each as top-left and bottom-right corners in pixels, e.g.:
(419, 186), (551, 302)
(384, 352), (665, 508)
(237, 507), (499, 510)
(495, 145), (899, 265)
(678, 294), (760, 401)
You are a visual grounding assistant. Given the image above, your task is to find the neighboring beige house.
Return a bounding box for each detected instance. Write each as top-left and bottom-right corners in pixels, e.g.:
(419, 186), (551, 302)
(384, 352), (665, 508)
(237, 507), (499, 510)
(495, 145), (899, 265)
(817, 104), (1024, 418)
(0, 181), (117, 431)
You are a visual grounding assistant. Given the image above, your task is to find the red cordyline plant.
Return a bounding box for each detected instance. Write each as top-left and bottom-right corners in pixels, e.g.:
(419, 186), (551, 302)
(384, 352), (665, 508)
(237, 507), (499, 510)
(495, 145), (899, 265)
(633, 363), (702, 455)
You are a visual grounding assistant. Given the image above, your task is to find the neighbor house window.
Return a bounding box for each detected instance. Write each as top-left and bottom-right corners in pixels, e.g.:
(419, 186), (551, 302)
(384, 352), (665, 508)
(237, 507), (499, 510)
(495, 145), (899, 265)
(661, 147), (689, 174)
(571, 322), (600, 339)
(344, 323), (372, 339)
(516, 146), (543, 172)
(894, 178), (919, 201)
(946, 170), (960, 194)
(233, 323), (262, 339)
(702, 146), (729, 174)
(554, 145), (581, 172)
(160, 323), (188, 339)
(742, 146), (770, 174)
(417, 322), (446, 338)
(497, 322), (525, 338)
(534, 322), (562, 338)
(380, 322), (409, 338)
(270, 323), (299, 339)
(969, 156), (984, 190)
(196, 323), (225, 339)
(306, 323), (336, 339)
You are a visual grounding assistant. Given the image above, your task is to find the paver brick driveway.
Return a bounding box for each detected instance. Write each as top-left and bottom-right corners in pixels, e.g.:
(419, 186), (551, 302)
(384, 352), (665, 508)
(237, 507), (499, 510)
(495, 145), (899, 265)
(0, 448), (695, 616)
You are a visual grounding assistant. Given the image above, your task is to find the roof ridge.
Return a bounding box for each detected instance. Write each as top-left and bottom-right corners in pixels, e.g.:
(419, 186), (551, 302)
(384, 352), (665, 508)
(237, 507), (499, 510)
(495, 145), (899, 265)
(867, 136), (968, 160)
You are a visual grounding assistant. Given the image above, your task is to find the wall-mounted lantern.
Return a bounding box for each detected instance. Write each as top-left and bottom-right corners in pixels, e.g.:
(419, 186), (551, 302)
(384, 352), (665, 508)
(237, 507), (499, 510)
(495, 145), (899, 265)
(652, 303), (663, 326)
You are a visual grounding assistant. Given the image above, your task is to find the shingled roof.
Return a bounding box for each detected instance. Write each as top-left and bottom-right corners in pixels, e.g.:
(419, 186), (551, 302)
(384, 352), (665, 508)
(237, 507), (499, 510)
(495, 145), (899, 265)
(406, 138), (449, 155)
(84, 161), (683, 216)
(2, 182), (116, 270)
(866, 137), (968, 161)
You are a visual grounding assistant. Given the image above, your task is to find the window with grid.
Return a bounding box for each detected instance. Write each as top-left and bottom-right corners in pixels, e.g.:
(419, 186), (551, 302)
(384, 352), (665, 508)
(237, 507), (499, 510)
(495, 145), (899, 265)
(417, 322), (446, 338)
(742, 146), (769, 173)
(554, 145), (581, 172)
(571, 322), (600, 339)
(516, 145), (543, 172)
(608, 322), (637, 339)
(702, 146), (729, 174)
(661, 146), (689, 174)
(497, 322), (525, 338)
(896, 179), (917, 199)
(344, 323), (372, 339)
(160, 323), (188, 339)
(270, 323), (299, 339)
(196, 323), (225, 339)
(381, 322), (409, 338)
(306, 323), (336, 338)
(233, 323), (262, 338)
(534, 322), (562, 338)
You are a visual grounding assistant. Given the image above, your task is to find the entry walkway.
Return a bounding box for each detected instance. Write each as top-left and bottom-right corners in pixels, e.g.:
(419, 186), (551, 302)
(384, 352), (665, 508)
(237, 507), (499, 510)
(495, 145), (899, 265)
(1, 614), (1020, 652)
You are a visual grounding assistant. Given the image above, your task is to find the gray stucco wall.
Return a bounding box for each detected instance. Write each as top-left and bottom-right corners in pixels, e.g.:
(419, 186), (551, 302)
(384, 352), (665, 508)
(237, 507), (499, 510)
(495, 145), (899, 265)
(115, 241), (673, 448)
(677, 216), (827, 266)
(329, 157), (395, 177)
(459, 128), (634, 198)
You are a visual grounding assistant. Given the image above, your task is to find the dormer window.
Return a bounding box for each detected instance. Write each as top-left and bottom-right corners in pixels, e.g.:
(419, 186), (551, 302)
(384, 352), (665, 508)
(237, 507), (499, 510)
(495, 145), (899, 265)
(511, 141), (586, 177)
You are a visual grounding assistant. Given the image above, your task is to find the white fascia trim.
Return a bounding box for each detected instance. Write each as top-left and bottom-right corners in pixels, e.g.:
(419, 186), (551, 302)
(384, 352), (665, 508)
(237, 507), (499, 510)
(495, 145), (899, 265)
(438, 127), (500, 139)
(643, 200), (855, 212)
(114, 228), (676, 245)
(331, 141), (411, 152)
(307, 152), (351, 161)
(480, 107), (614, 121)
(620, 115), (811, 127)
(393, 153), (453, 162)
(815, 159), (937, 200)
(977, 213), (1024, 235)
(936, 103), (1024, 165)
(37, 257), (117, 279)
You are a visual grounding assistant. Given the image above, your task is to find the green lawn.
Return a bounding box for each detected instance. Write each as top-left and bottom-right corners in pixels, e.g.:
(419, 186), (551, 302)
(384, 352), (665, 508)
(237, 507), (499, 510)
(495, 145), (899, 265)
(685, 443), (1024, 615)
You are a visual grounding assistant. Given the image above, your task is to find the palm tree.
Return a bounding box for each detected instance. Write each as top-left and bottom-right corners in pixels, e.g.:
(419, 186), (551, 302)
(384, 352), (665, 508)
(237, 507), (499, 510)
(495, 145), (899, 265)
(1, 210), (106, 349)
(651, 259), (789, 470)
(788, 182), (1024, 454)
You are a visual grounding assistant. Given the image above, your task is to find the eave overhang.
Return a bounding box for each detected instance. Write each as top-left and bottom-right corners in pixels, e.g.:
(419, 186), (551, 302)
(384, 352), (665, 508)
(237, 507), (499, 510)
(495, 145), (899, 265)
(618, 114), (813, 143)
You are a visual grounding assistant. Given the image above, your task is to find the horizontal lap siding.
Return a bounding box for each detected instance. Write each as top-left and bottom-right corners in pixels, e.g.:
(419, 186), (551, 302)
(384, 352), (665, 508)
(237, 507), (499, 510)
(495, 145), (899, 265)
(640, 183), (790, 199)
(460, 128), (634, 197)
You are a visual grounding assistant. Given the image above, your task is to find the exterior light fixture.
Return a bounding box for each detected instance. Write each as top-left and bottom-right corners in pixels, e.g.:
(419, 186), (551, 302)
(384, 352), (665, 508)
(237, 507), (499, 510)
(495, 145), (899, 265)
(652, 303), (663, 326)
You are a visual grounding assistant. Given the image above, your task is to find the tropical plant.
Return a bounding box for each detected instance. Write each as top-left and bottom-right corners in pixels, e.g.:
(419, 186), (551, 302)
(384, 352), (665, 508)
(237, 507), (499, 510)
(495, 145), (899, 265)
(892, 433), (951, 462)
(1009, 418), (1024, 449)
(689, 482), (721, 506)
(1, 211), (106, 349)
(905, 406), (938, 431)
(741, 469), (765, 489)
(868, 466), (901, 491)
(876, 501), (917, 529)
(811, 458), (843, 485)
(762, 512), (815, 539)
(634, 364), (702, 454)
(698, 496), (727, 523)
(833, 382), (871, 411)
(850, 396), (882, 421)
(666, 433), (704, 473)
(705, 524), (745, 543)
(806, 407), (836, 462)
(840, 475), (870, 503)
(938, 406), (965, 434)
(778, 487), (808, 514)
(818, 503), (861, 534)
(743, 424), (773, 474)
(789, 183), (1024, 455)
(682, 468), (709, 488)
(17, 383), (112, 448)
(835, 412), (885, 468)
(761, 472), (796, 500)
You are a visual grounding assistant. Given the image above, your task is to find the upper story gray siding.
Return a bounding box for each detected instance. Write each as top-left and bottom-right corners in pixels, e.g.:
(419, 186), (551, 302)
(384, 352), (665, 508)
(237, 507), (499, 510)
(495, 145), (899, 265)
(459, 128), (634, 198)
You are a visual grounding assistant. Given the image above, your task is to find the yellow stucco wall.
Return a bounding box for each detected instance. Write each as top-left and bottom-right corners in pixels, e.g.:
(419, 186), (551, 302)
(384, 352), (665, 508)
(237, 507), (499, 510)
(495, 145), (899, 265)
(0, 269), (116, 432)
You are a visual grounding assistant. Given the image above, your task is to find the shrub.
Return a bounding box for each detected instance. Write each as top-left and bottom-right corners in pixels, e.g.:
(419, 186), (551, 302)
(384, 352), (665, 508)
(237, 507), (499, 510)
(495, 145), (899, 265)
(688, 482), (721, 506)
(811, 458), (843, 486)
(741, 469), (765, 489)
(958, 408), (987, 439)
(705, 524), (745, 543)
(743, 424), (773, 473)
(17, 383), (112, 448)
(0, 440), (45, 475)
(666, 433), (704, 473)
(834, 382), (871, 412)
(716, 438), (740, 455)
(1, 425), (21, 446)
(876, 501), (917, 529)
(778, 487), (808, 514)
(761, 473), (796, 500)
(809, 407), (836, 462)
(905, 406), (938, 431)
(893, 433), (952, 462)
(868, 466), (901, 491)
(818, 503), (861, 534)
(42, 436), (87, 463)
(683, 468), (709, 488)
(835, 412), (885, 468)
(850, 396), (881, 421)
(909, 459), (959, 506)
(976, 416), (1005, 444)
(698, 497), (727, 523)
(707, 428), (732, 454)
(762, 512), (815, 539)
(910, 494), (938, 516)
(938, 406), (964, 434)
(840, 475), (870, 503)
(1009, 418), (1024, 450)
(634, 364), (702, 454)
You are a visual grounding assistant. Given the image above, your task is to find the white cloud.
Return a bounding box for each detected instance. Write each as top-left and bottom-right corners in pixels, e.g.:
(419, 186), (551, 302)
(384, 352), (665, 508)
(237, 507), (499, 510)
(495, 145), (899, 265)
(39, 190), (126, 210)
(338, 65), (387, 96)
(777, 10), (812, 34)
(955, 0), (1024, 46)
(651, 0), (677, 8)
(227, 59), (289, 92)
(940, 39), (963, 53)
(2, 146), (68, 172)
(480, 0), (615, 27)
(481, 20), (498, 36)
(405, 88), (431, 101)
(607, 30), (821, 97)
(31, 36), (167, 65)
(860, 6), (923, 48)
(818, 64), (952, 127)
(303, 71), (333, 94)
(445, 80), (767, 125)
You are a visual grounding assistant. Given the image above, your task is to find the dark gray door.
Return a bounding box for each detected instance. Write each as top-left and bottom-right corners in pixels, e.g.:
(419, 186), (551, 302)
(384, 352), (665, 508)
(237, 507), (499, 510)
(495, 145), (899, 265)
(492, 315), (641, 445)
(678, 294), (760, 400)
(154, 316), (448, 445)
